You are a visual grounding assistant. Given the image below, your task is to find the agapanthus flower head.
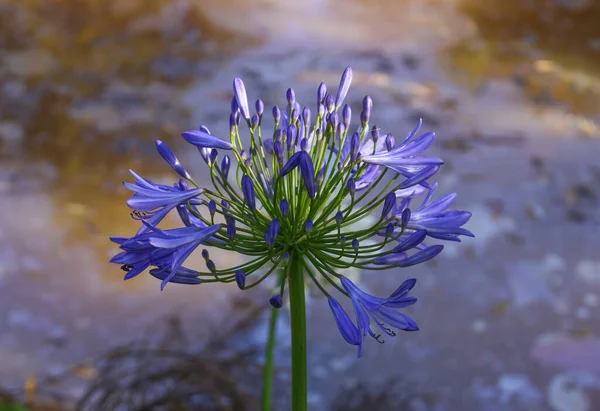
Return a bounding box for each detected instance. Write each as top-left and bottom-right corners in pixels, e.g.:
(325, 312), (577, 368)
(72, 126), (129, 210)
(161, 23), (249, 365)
(111, 67), (472, 356)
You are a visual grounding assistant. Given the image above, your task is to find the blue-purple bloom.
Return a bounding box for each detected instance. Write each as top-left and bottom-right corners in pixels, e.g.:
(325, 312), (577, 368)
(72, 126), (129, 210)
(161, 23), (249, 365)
(155, 140), (190, 179)
(182, 130), (233, 150)
(111, 67), (472, 357)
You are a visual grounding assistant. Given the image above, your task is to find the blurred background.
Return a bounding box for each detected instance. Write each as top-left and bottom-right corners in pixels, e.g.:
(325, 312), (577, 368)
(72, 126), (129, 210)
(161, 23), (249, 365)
(0, 0), (599, 410)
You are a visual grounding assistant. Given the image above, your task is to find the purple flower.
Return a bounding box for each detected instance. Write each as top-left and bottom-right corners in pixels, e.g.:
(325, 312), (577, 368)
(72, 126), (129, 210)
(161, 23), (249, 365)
(361, 120), (443, 187)
(124, 170), (202, 235)
(329, 276), (418, 357)
(155, 140), (190, 179)
(112, 67), (473, 359)
(395, 183), (473, 241)
(111, 223), (221, 289)
(233, 77), (250, 120)
(182, 130), (233, 150)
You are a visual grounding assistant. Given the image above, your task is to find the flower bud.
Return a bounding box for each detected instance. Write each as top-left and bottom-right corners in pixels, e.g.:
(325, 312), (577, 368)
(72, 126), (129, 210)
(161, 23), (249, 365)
(317, 82), (327, 104)
(318, 103), (325, 118)
(227, 217), (236, 240)
(291, 108), (299, 124)
(300, 138), (308, 151)
(382, 192), (396, 219)
(241, 175), (256, 211)
(350, 132), (361, 163)
(329, 111), (338, 129)
(337, 123), (346, 139)
(325, 94), (335, 113)
(287, 125), (297, 152)
(302, 107), (311, 127)
(280, 199), (289, 219)
(346, 178), (356, 196)
(221, 155), (230, 179)
(342, 104), (351, 129)
(255, 99), (264, 117)
(362, 96), (372, 123)
(401, 208), (411, 229)
(251, 113), (260, 129)
(230, 96), (239, 115)
(273, 105), (281, 123)
(286, 88), (296, 106)
(385, 133), (395, 151)
(209, 149), (218, 164)
(206, 259), (216, 272)
(385, 222), (395, 239)
(235, 270), (246, 290)
(269, 295), (283, 308)
(274, 128), (284, 141)
(274, 140), (284, 165)
(265, 218), (280, 248)
(335, 66), (353, 108)
(233, 77), (250, 120)
(371, 126), (379, 143)
(305, 219), (313, 235)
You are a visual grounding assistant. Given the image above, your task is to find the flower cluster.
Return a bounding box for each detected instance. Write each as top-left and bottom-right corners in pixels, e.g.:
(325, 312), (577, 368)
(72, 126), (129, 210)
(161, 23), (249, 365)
(110, 67), (473, 356)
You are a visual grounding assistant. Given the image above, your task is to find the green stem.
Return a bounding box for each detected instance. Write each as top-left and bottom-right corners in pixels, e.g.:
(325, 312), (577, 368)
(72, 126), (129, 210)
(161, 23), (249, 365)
(288, 251), (307, 411)
(261, 305), (280, 411)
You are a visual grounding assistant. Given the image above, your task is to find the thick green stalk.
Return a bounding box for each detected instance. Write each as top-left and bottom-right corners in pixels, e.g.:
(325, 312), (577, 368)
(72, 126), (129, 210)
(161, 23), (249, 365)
(288, 251), (307, 411)
(261, 305), (280, 411)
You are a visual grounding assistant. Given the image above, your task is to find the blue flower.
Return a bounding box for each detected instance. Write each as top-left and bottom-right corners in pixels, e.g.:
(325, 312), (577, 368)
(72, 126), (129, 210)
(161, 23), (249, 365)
(112, 224), (222, 290)
(182, 129), (233, 150)
(395, 182), (474, 241)
(124, 171), (202, 234)
(329, 276), (418, 357)
(111, 66), (473, 357)
(361, 119), (444, 188)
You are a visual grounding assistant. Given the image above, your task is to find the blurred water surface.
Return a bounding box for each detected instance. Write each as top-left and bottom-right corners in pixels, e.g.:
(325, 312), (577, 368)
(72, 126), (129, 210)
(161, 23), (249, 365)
(0, 0), (599, 409)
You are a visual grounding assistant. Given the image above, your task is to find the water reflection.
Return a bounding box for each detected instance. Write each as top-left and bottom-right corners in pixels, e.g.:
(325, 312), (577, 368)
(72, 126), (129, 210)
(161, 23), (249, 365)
(449, 0), (600, 117)
(0, 0), (257, 264)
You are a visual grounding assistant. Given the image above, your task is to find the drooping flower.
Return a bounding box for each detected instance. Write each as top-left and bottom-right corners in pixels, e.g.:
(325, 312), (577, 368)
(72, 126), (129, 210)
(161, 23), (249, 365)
(111, 66), (473, 356)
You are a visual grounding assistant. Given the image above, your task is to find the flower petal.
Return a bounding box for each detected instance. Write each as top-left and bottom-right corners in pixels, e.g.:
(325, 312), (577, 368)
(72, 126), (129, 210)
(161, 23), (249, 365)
(182, 130), (233, 150)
